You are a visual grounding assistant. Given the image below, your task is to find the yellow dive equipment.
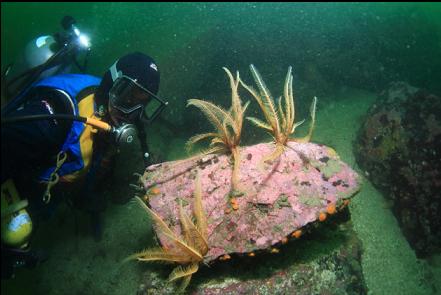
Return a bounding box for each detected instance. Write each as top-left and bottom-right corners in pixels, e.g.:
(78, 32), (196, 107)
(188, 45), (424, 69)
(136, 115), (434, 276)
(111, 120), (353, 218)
(1, 179), (33, 248)
(86, 116), (112, 132)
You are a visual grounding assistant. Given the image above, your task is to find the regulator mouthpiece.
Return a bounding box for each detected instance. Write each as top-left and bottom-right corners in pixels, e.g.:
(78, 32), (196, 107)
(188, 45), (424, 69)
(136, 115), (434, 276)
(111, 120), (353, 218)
(112, 124), (137, 146)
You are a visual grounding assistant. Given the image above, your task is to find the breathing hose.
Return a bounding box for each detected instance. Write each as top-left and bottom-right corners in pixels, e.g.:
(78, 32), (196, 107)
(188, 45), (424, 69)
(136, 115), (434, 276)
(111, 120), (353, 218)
(1, 114), (112, 132)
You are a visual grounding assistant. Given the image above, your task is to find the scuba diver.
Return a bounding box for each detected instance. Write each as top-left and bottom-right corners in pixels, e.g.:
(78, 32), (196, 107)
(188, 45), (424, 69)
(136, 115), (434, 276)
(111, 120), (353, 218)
(1, 16), (168, 279)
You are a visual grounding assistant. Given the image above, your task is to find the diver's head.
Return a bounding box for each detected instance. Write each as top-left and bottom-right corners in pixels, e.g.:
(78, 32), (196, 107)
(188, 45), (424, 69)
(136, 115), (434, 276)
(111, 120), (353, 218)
(96, 52), (160, 126)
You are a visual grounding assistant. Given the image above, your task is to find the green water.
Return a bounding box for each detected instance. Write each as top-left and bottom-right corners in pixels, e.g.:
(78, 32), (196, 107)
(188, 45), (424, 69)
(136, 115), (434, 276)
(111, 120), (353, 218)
(2, 2), (441, 295)
(3, 3), (441, 92)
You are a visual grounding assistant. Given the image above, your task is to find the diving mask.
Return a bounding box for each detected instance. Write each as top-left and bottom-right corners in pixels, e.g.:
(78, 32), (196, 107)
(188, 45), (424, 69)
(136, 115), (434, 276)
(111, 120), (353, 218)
(108, 62), (167, 125)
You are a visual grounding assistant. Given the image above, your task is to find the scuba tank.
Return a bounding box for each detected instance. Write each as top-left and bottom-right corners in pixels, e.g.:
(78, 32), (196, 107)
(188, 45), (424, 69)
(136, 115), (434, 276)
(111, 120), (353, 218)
(23, 35), (70, 80)
(2, 15), (91, 114)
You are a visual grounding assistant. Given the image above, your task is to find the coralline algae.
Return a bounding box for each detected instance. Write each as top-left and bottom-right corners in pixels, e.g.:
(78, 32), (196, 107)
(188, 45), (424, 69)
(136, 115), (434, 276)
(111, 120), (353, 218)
(141, 141), (361, 264)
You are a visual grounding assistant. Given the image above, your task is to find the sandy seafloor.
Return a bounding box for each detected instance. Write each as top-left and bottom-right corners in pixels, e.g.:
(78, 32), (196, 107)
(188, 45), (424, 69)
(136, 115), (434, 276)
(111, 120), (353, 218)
(2, 87), (440, 295)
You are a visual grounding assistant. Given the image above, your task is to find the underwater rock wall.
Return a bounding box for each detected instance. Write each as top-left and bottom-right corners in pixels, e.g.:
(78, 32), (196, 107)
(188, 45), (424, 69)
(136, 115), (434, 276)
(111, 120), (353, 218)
(355, 81), (441, 258)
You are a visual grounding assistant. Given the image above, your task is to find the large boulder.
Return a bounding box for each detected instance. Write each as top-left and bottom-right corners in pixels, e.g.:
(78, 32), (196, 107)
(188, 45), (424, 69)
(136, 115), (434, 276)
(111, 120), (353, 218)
(137, 220), (367, 295)
(141, 141), (361, 263)
(355, 82), (441, 257)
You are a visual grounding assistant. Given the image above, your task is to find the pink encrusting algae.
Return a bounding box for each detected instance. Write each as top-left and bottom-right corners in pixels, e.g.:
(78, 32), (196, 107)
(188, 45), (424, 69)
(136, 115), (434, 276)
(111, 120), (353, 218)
(141, 140), (361, 264)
